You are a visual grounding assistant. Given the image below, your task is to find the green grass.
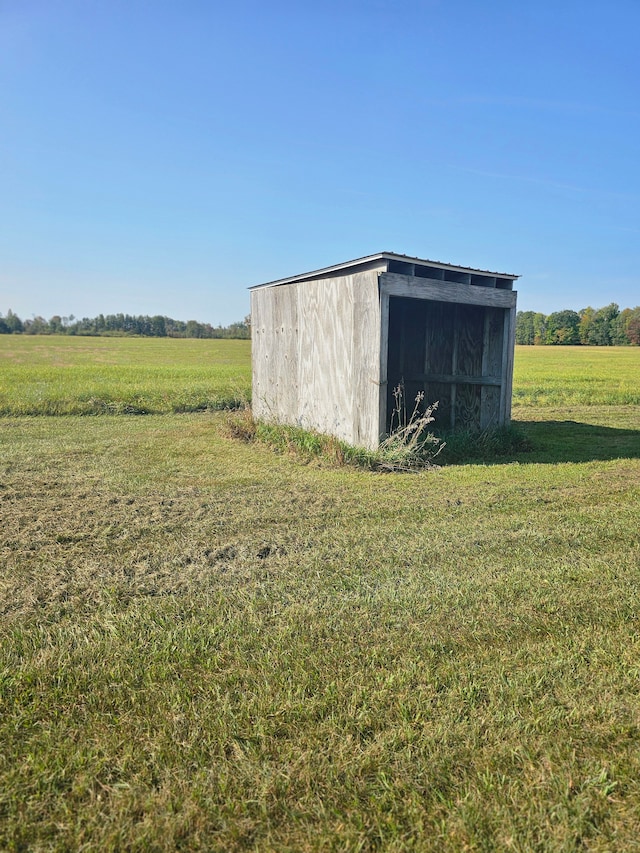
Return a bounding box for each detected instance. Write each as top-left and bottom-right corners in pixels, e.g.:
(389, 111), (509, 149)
(226, 411), (445, 471)
(1, 338), (640, 850)
(0, 336), (251, 414)
(513, 345), (640, 406)
(1, 337), (638, 416)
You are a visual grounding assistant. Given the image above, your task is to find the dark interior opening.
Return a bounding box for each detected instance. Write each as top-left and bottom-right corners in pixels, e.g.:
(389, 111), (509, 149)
(387, 260), (415, 275)
(414, 265), (444, 280)
(386, 297), (505, 433)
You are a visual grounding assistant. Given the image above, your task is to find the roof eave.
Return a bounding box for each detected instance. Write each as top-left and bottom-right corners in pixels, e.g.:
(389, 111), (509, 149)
(249, 252), (520, 290)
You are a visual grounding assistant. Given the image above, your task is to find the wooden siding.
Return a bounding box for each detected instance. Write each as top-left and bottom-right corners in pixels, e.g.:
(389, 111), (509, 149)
(379, 272), (517, 309)
(252, 265), (518, 448)
(251, 270), (381, 449)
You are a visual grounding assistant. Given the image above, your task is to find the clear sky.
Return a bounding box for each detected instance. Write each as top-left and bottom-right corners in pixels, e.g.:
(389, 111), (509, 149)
(1, 0), (639, 325)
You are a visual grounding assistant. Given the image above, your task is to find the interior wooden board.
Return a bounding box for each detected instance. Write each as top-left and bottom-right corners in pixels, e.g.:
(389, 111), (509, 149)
(455, 383), (482, 430)
(480, 385), (502, 430)
(455, 305), (484, 378)
(425, 381), (452, 431)
(425, 302), (455, 376)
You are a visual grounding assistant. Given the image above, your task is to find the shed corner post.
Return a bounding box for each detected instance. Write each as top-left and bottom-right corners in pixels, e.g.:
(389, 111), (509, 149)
(378, 283), (390, 444)
(503, 304), (517, 425)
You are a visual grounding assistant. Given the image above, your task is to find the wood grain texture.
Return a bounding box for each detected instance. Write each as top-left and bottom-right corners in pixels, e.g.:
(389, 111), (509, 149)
(502, 305), (517, 425)
(480, 308), (505, 429)
(456, 305), (484, 378)
(384, 296), (516, 432)
(352, 272), (382, 447)
(403, 373), (501, 387)
(378, 290), (390, 442)
(251, 285), (300, 423)
(251, 271), (381, 449)
(380, 273), (517, 308)
(425, 302), (454, 375)
(456, 383), (481, 430)
(297, 277), (354, 442)
(252, 269), (517, 446)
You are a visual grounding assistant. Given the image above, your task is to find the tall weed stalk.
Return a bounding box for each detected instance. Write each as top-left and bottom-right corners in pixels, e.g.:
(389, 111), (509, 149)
(225, 384), (444, 472)
(377, 384), (444, 471)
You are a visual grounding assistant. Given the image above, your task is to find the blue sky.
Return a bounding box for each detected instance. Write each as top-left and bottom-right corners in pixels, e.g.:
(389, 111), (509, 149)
(1, 0), (639, 325)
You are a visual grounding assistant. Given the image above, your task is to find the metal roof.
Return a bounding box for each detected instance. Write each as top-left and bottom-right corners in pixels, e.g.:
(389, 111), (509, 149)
(250, 252), (520, 290)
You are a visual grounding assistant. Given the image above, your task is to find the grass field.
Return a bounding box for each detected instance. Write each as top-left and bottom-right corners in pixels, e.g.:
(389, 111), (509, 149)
(512, 346), (640, 407)
(0, 336), (251, 415)
(1, 338), (639, 851)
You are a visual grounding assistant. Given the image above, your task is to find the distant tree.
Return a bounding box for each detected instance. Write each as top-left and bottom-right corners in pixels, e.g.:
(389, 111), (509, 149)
(515, 311), (536, 344)
(166, 317), (186, 337)
(533, 313), (547, 345)
(623, 307), (640, 345)
(185, 320), (204, 338)
(23, 316), (49, 334)
(150, 315), (167, 337)
(545, 310), (580, 345)
(612, 308), (631, 345)
(49, 315), (64, 334)
(588, 303), (619, 346)
(4, 310), (24, 333)
(223, 318), (251, 339)
(579, 307), (595, 344)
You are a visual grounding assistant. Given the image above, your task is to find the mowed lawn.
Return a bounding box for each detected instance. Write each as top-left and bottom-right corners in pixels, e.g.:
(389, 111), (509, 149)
(1, 338), (639, 851)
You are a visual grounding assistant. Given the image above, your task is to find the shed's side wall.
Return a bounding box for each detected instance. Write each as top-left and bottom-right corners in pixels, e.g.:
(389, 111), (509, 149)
(251, 270), (381, 449)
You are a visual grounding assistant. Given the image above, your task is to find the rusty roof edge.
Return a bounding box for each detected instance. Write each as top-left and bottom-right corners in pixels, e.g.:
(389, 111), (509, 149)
(249, 252), (520, 289)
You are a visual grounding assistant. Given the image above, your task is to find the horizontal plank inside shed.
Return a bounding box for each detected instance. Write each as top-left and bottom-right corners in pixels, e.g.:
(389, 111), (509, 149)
(379, 273), (517, 309)
(401, 373), (502, 387)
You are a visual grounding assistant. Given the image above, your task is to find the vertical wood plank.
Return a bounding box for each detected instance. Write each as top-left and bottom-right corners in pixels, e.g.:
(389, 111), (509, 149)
(297, 277), (353, 441)
(480, 308), (504, 429)
(352, 271), (382, 449)
(502, 305), (517, 425)
(378, 288), (390, 441)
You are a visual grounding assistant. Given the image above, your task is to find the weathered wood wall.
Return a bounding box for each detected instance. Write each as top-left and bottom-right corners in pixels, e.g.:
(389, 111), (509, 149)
(251, 270), (382, 449)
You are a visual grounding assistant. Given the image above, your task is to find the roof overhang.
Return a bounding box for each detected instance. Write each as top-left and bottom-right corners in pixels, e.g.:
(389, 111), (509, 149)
(250, 252), (520, 290)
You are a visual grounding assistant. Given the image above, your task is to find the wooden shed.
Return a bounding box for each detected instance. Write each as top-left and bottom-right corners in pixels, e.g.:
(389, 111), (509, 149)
(250, 252), (519, 450)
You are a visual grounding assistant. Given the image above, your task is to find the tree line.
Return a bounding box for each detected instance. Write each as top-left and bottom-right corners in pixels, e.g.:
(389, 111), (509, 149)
(0, 310), (250, 339)
(3, 304), (638, 345)
(516, 303), (640, 346)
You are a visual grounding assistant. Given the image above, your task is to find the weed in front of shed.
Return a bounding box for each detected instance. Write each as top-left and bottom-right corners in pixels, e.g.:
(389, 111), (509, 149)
(224, 385), (444, 472)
